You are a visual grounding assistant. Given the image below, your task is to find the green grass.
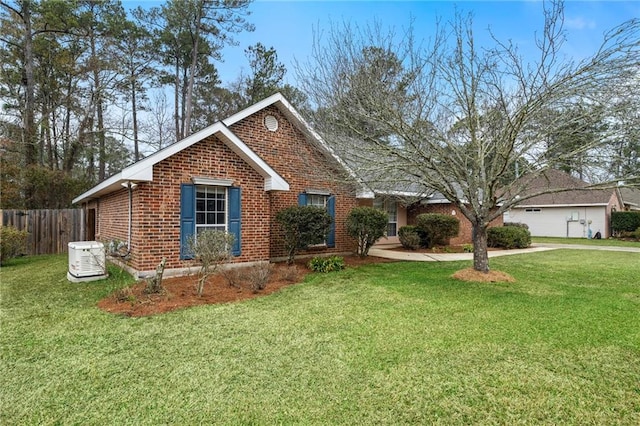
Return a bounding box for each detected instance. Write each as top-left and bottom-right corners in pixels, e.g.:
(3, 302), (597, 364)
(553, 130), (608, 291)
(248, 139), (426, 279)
(1, 251), (639, 424)
(532, 236), (640, 248)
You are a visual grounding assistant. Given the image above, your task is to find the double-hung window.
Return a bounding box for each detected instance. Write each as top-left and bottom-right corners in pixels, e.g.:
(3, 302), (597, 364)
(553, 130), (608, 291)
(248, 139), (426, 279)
(298, 190), (336, 248)
(306, 193), (328, 209)
(180, 182), (241, 259)
(374, 198), (398, 237)
(196, 186), (226, 234)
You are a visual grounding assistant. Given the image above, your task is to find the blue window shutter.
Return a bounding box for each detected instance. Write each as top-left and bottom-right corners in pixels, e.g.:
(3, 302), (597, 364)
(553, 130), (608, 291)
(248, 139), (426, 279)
(326, 195), (336, 248)
(180, 183), (195, 260)
(297, 193), (307, 206)
(228, 187), (241, 256)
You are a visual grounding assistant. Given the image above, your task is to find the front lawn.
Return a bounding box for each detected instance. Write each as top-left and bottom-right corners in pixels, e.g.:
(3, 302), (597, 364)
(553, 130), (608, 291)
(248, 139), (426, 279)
(1, 251), (639, 424)
(532, 236), (640, 248)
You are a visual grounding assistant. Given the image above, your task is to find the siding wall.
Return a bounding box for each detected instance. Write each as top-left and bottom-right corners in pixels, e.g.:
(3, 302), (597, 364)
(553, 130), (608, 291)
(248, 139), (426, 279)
(506, 206), (610, 238)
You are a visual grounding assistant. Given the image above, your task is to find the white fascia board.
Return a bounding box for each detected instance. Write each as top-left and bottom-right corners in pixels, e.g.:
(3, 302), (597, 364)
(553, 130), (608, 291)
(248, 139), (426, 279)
(356, 189), (376, 199)
(274, 96), (372, 190)
(512, 203), (609, 208)
(224, 92), (372, 196)
(73, 120), (288, 203)
(222, 93), (284, 126)
(73, 124), (224, 204)
(122, 165), (153, 182)
(72, 174), (121, 204)
(217, 125), (289, 191)
(374, 190), (424, 198)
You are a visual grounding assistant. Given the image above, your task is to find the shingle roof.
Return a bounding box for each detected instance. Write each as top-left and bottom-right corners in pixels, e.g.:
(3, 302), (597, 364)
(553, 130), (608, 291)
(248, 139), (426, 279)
(514, 169), (617, 207)
(619, 187), (640, 209)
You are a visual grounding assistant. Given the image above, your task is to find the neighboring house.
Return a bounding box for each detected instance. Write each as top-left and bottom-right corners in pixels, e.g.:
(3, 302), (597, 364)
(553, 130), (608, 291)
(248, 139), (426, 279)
(504, 170), (623, 238)
(73, 93), (498, 278)
(619, 187), (640, 211)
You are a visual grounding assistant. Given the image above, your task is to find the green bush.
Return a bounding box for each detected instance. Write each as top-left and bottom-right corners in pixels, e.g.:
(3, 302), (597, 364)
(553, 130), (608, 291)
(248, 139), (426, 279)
(487, 226), (531, 249)
(504, 222), (529, 230)
(275, 206), (333, 264)
(346, 206), (388, 257)
(415, 213), (460, 248)
(308, 256), (345, 273)
(0, 226), (29, 264)
(611, 211), (640, 234)
(398, 225), (421, 250)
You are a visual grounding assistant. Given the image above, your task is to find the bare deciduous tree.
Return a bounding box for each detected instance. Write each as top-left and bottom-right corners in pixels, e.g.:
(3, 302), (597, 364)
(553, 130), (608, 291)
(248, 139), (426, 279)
(297, 1), (640, 272)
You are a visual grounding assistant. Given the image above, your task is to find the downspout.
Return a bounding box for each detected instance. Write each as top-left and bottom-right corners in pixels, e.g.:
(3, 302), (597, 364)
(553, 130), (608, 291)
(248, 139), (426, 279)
(120, 181), (137, 258)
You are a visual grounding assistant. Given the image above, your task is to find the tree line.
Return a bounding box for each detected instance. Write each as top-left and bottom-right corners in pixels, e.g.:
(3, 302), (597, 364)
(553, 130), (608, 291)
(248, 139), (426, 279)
(1, 0), (304, 208)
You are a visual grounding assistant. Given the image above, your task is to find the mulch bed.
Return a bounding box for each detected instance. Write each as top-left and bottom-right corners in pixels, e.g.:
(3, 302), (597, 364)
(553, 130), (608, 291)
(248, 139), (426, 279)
(452, 268), (515, 283)
(97, 255), (396, 317)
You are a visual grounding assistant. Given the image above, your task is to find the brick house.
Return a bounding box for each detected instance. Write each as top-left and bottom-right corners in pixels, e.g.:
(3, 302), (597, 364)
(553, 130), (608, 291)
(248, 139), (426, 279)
(359, 190), (503, 247)
(73, 93), (495, 278)
(73, 94), (368, 278)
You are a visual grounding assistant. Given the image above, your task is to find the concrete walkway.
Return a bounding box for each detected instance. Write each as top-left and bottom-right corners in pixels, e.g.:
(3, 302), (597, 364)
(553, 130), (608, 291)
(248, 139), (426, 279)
(368, 243), (640, 262)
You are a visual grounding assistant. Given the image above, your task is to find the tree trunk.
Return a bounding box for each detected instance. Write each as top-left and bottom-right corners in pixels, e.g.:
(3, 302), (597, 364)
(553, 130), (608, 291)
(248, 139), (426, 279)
(89, 20), (106, 182)
(472, 221), (490, 273)
(174, 59), (181, 140)
(183, 2), (203, 138)
(131, 76), (139, 161)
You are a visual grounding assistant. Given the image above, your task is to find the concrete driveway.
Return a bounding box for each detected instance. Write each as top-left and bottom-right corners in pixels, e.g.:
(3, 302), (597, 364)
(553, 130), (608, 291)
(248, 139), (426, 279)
(368, 243), (640, 262)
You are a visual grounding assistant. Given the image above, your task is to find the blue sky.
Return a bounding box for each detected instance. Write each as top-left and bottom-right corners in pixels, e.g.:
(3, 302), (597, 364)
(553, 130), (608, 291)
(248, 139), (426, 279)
(129, 1), (639, 86)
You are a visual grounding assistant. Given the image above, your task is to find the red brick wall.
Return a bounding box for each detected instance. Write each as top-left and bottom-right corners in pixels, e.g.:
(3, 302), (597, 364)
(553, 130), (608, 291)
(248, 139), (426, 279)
(407, 203), (503, 245)
(96, 190), (129, 244)
(95, 134), (269, 272)
(230, 105), (359, 258)
(95, 105), (359, 273)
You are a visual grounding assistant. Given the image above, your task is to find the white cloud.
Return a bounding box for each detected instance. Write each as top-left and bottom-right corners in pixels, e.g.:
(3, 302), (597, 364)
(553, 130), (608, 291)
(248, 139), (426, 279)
(565, 16), (597, 30)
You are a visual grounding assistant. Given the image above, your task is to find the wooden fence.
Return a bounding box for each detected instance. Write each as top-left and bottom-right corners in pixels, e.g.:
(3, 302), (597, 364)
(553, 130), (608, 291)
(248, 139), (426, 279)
(1, 209), (83, 255)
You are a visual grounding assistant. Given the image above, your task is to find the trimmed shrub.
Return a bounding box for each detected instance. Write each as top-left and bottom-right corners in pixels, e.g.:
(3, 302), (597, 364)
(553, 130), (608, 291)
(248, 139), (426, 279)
(487, 226), (531, 249)
(611, 211), (640, 234)
(278, 264), (299, 282)
(415, 213), (460, 248)
(247, 263), (274, 292)
(0, 226), (28, 264)
(187, 230), (235, 297)
(309, 256), (345, 273)
(275, 206), (333, 264)
(346, 206), (388, 257)
(398, 225), (421, 250)
(634, 227), (640, 240)
(504, 222), (529, 230)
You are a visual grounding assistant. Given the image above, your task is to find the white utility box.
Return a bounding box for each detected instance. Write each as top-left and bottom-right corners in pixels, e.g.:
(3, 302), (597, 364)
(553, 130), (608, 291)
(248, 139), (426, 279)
(67, 241), (108, 283)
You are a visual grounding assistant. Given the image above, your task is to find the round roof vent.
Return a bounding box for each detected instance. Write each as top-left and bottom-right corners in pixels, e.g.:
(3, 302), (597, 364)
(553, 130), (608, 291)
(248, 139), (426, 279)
(264, 114), (279, 132)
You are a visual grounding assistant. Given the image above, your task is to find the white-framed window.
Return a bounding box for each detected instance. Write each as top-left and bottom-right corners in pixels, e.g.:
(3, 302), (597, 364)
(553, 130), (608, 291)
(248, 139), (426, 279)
(304, 193), (330, 246)
(195, 186), (227, 234)
(525, 208), (541, 213)
(307, 193), (328, 208)
(374, 198), (398, 237)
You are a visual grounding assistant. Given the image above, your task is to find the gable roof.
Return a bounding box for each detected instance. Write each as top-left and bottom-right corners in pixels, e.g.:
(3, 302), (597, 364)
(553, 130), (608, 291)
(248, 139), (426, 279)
(619, 186), (640, 210)
(513, 169), (619, 207)
(72, 103), (296, 204)
(225, 93), (374, 198)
